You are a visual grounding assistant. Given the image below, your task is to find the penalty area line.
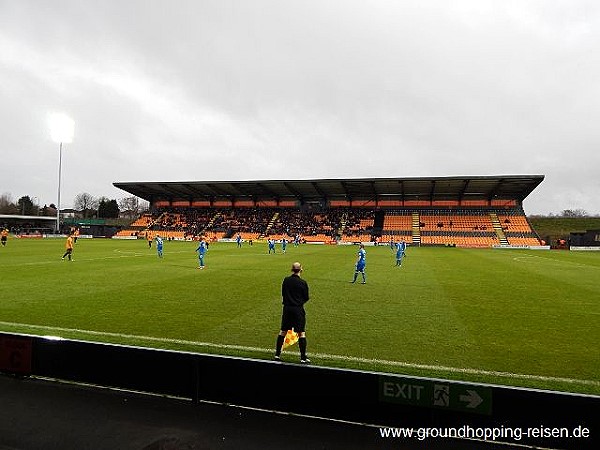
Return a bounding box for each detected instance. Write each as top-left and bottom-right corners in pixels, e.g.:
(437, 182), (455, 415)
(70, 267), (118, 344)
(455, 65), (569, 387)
(0, 321), (598, 388)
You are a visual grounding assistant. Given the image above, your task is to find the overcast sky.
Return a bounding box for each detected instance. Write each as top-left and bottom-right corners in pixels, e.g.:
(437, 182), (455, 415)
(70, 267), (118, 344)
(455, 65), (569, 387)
(1, 0), (598, 215)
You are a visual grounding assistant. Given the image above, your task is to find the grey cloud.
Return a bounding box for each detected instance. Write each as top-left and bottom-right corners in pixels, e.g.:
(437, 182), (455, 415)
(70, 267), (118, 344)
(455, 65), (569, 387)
(1, 0), (599, 214)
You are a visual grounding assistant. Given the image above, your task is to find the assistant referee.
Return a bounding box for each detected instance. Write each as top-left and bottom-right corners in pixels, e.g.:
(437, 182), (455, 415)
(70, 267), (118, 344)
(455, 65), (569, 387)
(274, 262), (310, 364)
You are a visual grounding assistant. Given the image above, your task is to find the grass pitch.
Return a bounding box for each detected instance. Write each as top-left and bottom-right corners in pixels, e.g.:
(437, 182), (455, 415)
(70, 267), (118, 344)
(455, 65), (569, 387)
(0, 237), (598, 395)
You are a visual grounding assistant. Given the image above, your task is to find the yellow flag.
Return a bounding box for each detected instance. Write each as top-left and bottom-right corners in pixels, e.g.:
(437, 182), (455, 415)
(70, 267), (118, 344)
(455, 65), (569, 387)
(282, 329), (299, 349)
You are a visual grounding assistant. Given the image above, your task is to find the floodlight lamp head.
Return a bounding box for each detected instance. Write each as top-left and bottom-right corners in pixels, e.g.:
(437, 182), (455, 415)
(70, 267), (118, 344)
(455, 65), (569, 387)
(49, 112), (75, 144)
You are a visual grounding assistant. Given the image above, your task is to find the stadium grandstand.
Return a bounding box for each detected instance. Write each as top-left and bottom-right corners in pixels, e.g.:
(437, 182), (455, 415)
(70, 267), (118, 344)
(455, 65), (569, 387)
(113, 175), (545, 248)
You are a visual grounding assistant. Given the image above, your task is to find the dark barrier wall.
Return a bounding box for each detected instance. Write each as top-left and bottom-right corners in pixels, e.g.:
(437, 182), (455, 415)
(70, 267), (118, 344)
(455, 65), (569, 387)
(1, 333), (597, 449)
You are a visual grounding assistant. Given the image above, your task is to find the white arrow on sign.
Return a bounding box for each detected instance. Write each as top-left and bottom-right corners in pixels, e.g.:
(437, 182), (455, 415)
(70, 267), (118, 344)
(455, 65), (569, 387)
(459, 390), (483, 408)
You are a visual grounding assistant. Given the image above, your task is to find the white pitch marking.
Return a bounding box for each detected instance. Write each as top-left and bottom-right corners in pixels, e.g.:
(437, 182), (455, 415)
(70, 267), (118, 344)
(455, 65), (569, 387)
(512, 253), (600, 269)
(0, 321), (598, 388)
(512, 254), (540, 262)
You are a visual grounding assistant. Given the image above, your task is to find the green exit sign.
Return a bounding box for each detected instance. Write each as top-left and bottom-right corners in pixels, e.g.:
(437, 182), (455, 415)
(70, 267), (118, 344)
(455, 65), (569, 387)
(379, 376), (492, 415)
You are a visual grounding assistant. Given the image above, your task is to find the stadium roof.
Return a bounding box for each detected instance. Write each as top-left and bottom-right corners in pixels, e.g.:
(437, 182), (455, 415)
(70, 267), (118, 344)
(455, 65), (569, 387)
(114, 175), (544, 205)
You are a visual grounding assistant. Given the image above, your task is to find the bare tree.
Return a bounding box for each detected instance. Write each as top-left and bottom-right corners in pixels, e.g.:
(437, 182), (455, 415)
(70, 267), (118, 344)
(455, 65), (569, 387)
(74, 192), (98, 218)
(561, 209), (588, 218)
(0, 193), (17, 214)
(118, 196), (147, 219)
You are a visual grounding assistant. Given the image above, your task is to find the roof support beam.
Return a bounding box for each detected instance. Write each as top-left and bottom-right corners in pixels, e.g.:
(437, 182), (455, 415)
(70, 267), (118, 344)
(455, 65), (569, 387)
(429, 180), (436, 203)
(283, 182), (303, 202)
(158, 184), (188, 199)
(339, 181), (351, 200)
(311, 182), (326, 199)
(257, 183), (281, 200)
(488, 178), (505, 202)
(369, 180), (378, 196)
(204, 184), (230, 198)
(458, 179), (470, 203)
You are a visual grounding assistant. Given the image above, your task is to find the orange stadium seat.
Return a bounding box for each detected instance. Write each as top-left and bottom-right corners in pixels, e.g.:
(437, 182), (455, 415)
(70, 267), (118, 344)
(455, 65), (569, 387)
(118, 204), (540, 249)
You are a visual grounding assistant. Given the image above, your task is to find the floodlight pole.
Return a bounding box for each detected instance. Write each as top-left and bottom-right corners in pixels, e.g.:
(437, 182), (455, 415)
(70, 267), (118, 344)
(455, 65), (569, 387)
(57, 142), (63, 234)
(49, 112), (74, 233)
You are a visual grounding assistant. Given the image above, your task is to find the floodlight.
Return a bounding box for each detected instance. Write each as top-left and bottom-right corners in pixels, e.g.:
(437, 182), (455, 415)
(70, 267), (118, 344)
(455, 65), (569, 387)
(49, 112), (75, 144)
